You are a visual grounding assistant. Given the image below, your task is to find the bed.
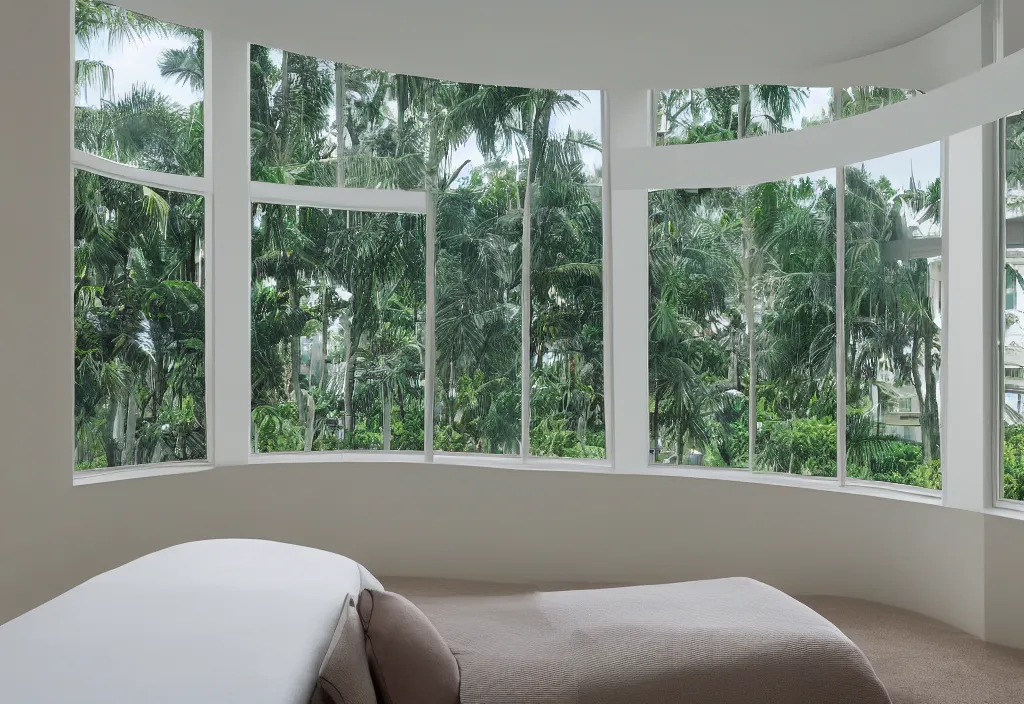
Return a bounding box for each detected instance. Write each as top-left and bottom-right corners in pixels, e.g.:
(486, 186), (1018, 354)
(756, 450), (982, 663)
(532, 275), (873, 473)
(0, 540), (890, 704)
(412, 578), (892, 704)
(0, 539), (381, 704)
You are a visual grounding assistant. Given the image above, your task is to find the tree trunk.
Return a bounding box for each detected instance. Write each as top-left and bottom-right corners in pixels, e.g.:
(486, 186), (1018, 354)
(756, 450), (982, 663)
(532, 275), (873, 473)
(176, 424), (187, 460)
(319, 281), (330, 393)
(651, 386), (662, 458)
(335, 63), (346, 187)
(103, 400), (121, 468)
(346, 114), (360, 149)
(922, 328), (940, 461)
(279, 51), (292, 163)
(397, 385), (407, 423)
(738, 85), (750, 139)
(344, 321), (356, 434)
(123, 385), (138, 466)
(728, 328), (739, 389)
(290, 283), (304, 426)
(303, 390), (316, 452)
(382, 384), (392, 451)
(743, 219), (757, 469)
(153, 350), (166, 417)
(909, 333), (932, 462)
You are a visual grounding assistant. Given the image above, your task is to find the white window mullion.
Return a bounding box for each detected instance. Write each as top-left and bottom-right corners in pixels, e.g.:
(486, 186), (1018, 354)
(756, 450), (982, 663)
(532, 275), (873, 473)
(940, 137), (951, 493)
(424, 187), (437, 461)
(249, 181), (426, 214)
(209, 32), (252, 466)
(835, 86), (848, 487)
(521, 180), (532, 460)
(607, 88), (652, 472)
(946, 125), (998, 511)
(601, 91), (615, 463)
(71, 150), (207, 196)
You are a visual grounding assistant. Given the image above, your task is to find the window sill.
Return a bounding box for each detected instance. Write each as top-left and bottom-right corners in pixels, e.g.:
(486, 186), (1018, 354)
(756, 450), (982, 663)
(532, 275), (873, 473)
(71, 456), (940, 507)
(248, 450), (614, 473)
(73, 461), (214, 486)
(989, 499), (1024, 518)
(638, 464), (943, 505)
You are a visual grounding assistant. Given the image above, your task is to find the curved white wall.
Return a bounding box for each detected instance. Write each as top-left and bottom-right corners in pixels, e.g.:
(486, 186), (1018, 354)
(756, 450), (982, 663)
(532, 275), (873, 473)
(6, 457), (1024, 648)
(3, 0), (1024, 654)
(120, 0), (980, 90)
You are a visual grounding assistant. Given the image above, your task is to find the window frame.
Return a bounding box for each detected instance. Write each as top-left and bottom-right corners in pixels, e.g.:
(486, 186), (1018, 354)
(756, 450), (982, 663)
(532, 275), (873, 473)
(71, 4), (1022, 514)
(71, 14), (611, 474)
(997, 112), (1024, 509)
(645, 86), (946, 497)
(70, 20), (214, 476)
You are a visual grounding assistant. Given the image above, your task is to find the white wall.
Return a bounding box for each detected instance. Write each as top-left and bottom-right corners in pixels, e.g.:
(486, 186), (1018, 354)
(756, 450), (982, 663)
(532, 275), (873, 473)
(24, 463), (991, 642)
(0, 0), (77, 624)
(2, 0), (1024, 654)
(118, 0), (980, 91)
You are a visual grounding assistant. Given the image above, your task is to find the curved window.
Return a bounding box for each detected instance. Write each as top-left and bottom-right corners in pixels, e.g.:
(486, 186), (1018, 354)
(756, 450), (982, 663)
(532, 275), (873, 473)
(838, 87), (921, 119)
(434, 90), (606, 459)
(66, 6), (968, 488)
(250, 203), (425, 453)
(248, 76), (606, 459)
(74, 171), (207, 469)
(845, 143), (943, 490)
(649, 170), (836, 473)
(649, 142), (943, 490)
(250, 45), (338, 186)
(75, 1), (204, 177)
(72, 1), (209, 473)
(754, 171), (838, 476)
(656, 86), (921, 146)
(657, 87), (833, 145)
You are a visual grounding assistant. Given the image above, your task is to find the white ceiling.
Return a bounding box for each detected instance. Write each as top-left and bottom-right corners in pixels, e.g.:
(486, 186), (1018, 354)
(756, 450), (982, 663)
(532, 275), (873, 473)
(126, 0), (982, 88)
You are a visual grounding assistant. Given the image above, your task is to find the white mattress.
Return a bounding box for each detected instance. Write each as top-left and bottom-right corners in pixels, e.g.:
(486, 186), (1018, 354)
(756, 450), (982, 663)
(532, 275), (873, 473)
(0, 539), (380, 704)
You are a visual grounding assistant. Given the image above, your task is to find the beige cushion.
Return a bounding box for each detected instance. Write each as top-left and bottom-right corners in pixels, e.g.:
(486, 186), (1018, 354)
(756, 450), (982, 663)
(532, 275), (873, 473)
(358, 590), (460, 704)
(310, 596), (378, 704)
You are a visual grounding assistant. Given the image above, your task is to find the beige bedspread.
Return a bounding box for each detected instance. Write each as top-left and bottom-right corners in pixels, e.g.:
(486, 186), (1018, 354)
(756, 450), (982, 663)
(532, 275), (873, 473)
(409, 577), (891, 704)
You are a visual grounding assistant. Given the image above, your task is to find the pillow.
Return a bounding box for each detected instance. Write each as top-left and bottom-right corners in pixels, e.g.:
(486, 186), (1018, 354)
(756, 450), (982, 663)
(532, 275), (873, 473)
(358, 589), (460, 704)
(310, 596), (378, 704)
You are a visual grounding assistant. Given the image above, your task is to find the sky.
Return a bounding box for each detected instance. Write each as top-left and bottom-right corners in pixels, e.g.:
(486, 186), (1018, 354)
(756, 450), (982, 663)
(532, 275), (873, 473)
(77, 34), (936, 192)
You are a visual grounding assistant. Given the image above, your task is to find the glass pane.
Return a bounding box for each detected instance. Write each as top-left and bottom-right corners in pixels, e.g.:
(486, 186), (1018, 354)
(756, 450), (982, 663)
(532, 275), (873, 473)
(648, 187), (747, 468)
(838, 87), (921, 119)
(432, 85), (603, 456)
(338, 66), (427, 190)
(529, 90), (606, 459)
(74, 170), (206, 469)
(74, 1), (204, 177)
(1004, 109), (1024, 500)
(433, 178), (522, 455)
(251, 204), (426, 452)
(656, 86), (832, 145)
(250, 46), (338, 186)
(754, 170), (838, 476)
(845, 143), (943, 490)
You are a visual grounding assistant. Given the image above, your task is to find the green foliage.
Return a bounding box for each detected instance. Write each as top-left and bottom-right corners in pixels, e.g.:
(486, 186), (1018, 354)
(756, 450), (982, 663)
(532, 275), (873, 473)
(75, 3), (606, 466)
(651, 90), (941, 486)
(757, 418), (838, 477)
(1003, 426), (1024, 501)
